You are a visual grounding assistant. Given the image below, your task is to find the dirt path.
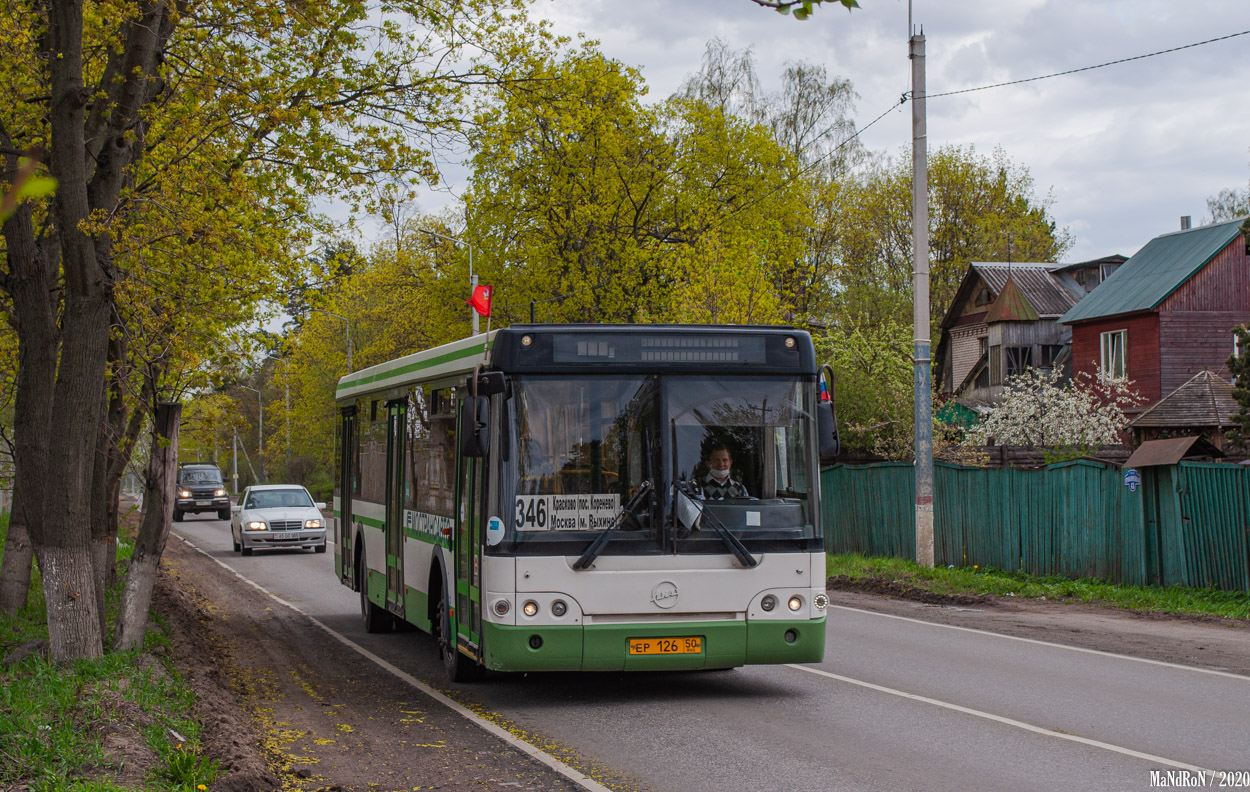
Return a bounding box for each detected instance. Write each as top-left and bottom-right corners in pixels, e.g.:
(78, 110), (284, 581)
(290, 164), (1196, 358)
(155, 537), (583, 792)
(153, 538), (1250, 790)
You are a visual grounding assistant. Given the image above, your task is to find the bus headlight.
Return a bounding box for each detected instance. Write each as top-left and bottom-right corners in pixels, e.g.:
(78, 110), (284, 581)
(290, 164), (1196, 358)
(493, 599), (511, 616)
(522, 600), (538, 617)
(814, 593), (829, 610)
(550, 600), (567, 617)
(787, 596), (803, 612)
(760, 595), (777, 612)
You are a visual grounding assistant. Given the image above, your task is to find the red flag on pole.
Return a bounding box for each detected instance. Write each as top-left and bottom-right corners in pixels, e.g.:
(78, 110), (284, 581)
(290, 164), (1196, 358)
(467, 284), (493, 318)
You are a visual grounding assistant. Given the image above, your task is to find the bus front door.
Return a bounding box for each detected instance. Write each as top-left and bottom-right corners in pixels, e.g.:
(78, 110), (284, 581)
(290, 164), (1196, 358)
(338, 408), (356, 585)
(453, 399), (484, 663)
(385, 401), (405, 617)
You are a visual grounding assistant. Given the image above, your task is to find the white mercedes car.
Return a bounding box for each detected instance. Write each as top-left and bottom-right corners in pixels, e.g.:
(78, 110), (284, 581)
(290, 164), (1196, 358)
(230, 484), (327, 556)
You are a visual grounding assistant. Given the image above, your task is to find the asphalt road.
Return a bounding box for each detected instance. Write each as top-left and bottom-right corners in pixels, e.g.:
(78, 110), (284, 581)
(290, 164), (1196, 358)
(173, 515), (1250, 792)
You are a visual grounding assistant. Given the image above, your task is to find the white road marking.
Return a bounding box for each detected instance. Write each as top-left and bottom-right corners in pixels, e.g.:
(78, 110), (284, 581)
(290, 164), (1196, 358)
(829, 603), (1250, 681)
(173, 534), (614, 792)
(787, 662), (1218, 777)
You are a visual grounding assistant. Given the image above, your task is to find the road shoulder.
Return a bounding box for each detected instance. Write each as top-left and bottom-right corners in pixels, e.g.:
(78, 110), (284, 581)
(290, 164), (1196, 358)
(156, 536), (584, 791)
(826, 578), (1250, 677)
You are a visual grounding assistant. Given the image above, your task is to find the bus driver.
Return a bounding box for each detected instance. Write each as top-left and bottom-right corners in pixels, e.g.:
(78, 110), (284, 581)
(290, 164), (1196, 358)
(701, 442), (749, 500)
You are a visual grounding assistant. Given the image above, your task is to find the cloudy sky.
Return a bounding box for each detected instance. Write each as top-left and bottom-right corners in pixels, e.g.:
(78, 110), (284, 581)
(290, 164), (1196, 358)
(403, 0), (1250, 264)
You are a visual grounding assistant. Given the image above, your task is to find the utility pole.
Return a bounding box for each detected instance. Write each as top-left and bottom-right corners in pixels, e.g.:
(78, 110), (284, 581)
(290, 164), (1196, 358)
(420, 228), (478, 336)
(265, 354), (291, 471)
(315, 309), (352, 373)
(911, 22), (935, 568)
(240, 385), (263, 485)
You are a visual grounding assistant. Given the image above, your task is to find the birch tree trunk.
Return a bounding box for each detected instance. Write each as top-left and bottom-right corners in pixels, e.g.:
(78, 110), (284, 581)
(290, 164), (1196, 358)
(113, 402), (179, 651)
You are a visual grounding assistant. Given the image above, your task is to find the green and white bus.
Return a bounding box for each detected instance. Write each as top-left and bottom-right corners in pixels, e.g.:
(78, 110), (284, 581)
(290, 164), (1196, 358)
(333, 324), (839, 680)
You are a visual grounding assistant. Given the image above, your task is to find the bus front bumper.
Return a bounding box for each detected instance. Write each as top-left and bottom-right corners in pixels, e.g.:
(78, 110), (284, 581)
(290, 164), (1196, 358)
(481, 616), (825, 673)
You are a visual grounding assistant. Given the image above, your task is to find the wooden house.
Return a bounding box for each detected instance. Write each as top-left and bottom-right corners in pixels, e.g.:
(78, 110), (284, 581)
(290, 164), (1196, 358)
(934, 261), (1088, 404)
(1060, 216), (1250, 415)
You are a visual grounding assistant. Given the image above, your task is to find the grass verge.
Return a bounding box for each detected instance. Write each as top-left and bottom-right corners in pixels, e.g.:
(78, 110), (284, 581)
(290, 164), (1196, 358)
(827, 552), (1250, 621)
(0, 514), (220, 791)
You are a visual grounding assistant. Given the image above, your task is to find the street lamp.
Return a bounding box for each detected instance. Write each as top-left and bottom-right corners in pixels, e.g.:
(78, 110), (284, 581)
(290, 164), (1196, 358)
(264, 354), (290, 470)
(239, 384), (263, 484)
(314, 309), (352, 372)
(420, 228), (479, 336)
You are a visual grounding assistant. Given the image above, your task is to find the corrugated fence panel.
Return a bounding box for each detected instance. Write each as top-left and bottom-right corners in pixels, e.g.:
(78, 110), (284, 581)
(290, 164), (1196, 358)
(823, 460), (1150, 585)
(1174, 463), (1250, 591)
(821, 463), (915, 561)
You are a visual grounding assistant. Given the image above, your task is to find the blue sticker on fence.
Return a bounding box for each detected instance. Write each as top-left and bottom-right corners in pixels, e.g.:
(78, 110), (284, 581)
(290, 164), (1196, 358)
(1123, 468), (1141, 492)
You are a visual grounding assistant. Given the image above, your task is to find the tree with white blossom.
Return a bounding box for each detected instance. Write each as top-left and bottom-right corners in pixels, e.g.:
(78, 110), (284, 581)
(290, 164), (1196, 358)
(966, 367), (1140, 448)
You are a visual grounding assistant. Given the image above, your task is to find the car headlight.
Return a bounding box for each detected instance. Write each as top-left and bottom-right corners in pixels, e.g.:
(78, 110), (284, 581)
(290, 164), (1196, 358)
(179, 490), (191, 498)
(304, 519), (323, 529)
(245, 521), (267, 531)
(214, 489), (225, 497)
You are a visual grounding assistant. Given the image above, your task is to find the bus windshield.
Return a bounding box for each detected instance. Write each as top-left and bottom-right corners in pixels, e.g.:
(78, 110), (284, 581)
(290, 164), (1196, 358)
(499, 374), (818, 555)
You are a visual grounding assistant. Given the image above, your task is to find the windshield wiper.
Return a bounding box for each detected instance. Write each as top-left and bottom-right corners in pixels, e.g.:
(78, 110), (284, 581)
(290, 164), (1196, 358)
(680, 477), (755, 564)
(573, 479), (653, 570)
(675, 482), (759, 568)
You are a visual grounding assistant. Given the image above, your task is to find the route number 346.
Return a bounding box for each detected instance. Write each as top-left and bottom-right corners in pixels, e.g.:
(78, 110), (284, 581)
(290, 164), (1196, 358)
(515, 496), (549, 530)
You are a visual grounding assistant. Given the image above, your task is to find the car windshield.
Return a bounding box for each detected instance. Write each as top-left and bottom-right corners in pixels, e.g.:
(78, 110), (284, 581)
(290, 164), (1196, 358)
(246, 489), (313, 509)
(181, 469), (222, 484)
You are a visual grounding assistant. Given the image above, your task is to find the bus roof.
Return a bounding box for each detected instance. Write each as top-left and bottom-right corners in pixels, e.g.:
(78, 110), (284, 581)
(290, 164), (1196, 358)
(335, 324), (816, 402)
(335, 331), (495, 403)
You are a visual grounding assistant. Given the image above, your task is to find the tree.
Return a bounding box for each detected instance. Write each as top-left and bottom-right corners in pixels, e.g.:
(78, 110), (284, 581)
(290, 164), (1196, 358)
(748, 0), (860, 20)
(1228, 325), (1250, 443)
(463, 45), (810, 326)
(0, 0), (547, 661)
(828, 145), (1071, 329)
(965, 367), (1139, 448)
(1208, 187), (1250, 223)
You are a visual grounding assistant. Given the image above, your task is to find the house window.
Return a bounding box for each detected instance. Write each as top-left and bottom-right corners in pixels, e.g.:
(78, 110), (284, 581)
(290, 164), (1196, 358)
(1040, 344), (1063, 370)
(1005, 346), (1033, 379)
(1099, 262), (1120, 282)
(989, 344), (1002, 385)
(974, 287), (992, 307)
(1100, 330), (1126, 379)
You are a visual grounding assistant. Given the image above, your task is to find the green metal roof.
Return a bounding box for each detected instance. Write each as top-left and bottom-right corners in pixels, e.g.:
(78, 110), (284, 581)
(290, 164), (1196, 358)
(1060, 216), (1247, 324)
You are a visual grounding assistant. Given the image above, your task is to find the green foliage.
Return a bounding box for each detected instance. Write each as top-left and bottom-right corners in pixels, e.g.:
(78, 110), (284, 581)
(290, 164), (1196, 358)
(827, 145), (1071, 330)
(827, 552), (1250, 620)
(1228, 324), (1250, 443)
(462, 45), (807, 326)
(752, 0), (860, 20)
(816, 319), (914, 457)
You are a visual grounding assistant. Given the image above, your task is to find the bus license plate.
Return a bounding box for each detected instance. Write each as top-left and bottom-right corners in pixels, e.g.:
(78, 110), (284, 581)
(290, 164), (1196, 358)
(272, 532), (297, 540)
(628, 637), (702, 655)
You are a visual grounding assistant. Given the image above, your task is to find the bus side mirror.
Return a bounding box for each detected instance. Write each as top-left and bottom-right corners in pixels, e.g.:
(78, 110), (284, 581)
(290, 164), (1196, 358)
(818, 401), (840, 462)
(460, 396), (489, 458)
(817, 364), (840, 463)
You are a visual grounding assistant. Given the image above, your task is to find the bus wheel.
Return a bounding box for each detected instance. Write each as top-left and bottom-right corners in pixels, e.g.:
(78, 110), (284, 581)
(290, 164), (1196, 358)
(358, 547), (392, 634)
(436, 585), (483, 683)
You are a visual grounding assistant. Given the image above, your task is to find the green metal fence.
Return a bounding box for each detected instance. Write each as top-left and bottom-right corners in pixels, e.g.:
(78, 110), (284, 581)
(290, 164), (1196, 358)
(821, 460), (1250, 591)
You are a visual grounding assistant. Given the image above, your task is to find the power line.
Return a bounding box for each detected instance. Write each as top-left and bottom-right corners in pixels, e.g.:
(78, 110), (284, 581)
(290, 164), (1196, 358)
(923, 29), (1250, 100)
